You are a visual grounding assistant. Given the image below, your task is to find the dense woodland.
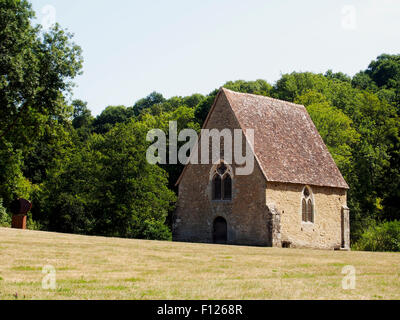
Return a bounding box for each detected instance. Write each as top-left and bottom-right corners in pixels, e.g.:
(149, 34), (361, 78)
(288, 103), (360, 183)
(1, 1), (400, 250)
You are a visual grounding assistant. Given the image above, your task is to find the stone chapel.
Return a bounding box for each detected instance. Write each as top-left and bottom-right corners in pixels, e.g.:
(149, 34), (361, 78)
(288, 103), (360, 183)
(173, 88), (350, 250)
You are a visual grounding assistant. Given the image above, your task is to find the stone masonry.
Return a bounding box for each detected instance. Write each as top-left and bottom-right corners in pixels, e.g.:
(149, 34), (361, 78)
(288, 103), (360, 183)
(173, 88), (350, 250)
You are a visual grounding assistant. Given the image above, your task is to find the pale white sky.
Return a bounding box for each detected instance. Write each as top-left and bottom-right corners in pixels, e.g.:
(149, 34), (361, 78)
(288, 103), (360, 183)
(30, 0), (400, 115)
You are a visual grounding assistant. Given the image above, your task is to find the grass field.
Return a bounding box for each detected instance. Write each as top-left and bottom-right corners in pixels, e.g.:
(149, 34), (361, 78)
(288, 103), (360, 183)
(0, 227), (399, 300)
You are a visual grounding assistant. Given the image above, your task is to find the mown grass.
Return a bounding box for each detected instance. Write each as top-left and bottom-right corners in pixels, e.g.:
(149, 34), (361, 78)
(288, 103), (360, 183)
(0, 227), (399, 300)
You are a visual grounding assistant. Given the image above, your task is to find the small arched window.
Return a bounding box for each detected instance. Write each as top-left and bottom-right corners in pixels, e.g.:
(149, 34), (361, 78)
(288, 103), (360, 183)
(302, 199), (307, 222)
(223, 175), (232, 200)
(212, 163), (233, 201)
(307, 199), (313, 223)
(302, 187), (314, 223)
(212, 175), (222, 200)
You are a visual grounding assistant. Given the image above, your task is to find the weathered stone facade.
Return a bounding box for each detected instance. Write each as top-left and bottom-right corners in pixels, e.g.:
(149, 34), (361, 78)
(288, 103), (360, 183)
(173, 91), (272, 246)
(173, 89), (350, 249)
(266, 182), (347, 249)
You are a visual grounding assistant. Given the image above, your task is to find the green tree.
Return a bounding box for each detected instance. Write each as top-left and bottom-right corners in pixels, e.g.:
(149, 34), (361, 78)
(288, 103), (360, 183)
(224, 79), (272, 96)
(0, 141), (34, 206)
(295, 91), (359, 174)
(183, 93), (205, 108)
(366, 54), (400, 90)
(352, 71), (377, 91)
(0, 0), (82, 208)
(0, 198), (11, 227)
(194, 90), (219, 126)
(324, 70), (351, 83)
(131, 91), (165, 116)
(72, 99), (93, 129)
(0, 1), (82, 145)
(352, 54), (400, 108)
(92, 105), (132, 134)
(39, 120), (176, 240)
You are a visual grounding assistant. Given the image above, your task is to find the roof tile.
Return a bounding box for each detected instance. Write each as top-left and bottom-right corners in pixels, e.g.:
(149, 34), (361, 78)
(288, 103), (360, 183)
(222, 88), (349, 189)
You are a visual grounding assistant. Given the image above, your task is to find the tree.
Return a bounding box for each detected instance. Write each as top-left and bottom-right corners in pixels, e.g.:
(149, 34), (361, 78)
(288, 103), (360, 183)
(324, 70), (351, 83)
(194, 90), (219, 126)
(0, 0), (82, 208)
(295, 91), (359, 174)
(0, 1), (82, 145)
(39, 120), (176, 239)
(72, 99), (93, 129)
(92, 105), (131, 134)
(131, 91), (165, 116)
(352, 71), (377, 91)
(0, 140), (33, 206)
(352, 54), (400, 108)
(183, 93), (205, 108)
(224, 79), (272, 96)
(366, 54), (400, 89)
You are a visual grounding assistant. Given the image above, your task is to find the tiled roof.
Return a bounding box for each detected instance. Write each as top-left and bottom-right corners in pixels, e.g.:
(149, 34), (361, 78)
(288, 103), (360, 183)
(222, 88), (349, 189)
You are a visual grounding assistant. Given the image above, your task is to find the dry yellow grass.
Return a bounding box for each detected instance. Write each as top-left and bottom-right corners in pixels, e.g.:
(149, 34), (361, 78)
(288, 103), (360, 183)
(0, 227), (399, 300)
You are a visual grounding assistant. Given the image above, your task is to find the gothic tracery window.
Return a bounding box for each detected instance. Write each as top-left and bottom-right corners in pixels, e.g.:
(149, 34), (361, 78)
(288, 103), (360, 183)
(302, 186), (314, 223)
(212, 163), (232, 201)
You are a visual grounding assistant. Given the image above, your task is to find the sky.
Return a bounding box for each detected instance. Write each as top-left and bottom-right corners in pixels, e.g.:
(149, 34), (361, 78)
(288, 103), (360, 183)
(29, 0), (400, 116)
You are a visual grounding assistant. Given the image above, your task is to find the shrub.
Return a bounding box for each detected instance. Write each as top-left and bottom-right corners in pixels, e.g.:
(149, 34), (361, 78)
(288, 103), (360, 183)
(353, 221), (400, 252)
(26, 213), (42, 231)
(142, 218), (172, 241)
(0, 198), (11, 227)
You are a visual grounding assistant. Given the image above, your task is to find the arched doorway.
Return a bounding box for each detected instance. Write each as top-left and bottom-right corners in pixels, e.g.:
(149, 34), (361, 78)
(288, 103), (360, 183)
(213, 217), (227, 244)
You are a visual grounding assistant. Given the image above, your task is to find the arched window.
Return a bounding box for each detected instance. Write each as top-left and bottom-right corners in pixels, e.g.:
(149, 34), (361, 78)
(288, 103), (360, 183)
(302, 199), (307, 222)
(302, 186), (314, 223)
(223, 175), (232, 200)
(211, 162), (233, 201)
(212, 175), (222, 200)
(307, 199), (313, 223)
